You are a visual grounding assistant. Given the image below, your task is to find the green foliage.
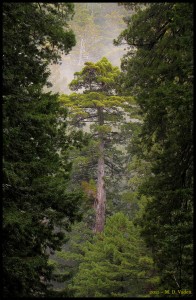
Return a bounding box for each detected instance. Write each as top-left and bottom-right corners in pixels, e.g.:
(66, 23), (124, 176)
(116, 2), (193, 291)
(59, 58), (138, 232)
(69, 213), (159, 297)
(69, 57), (120, 93)
(49, 220), (94, 296)
(3, 3), (84, 297)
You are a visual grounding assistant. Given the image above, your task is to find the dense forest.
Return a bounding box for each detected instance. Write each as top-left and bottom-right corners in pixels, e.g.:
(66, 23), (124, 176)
(3, 2), (193, 298)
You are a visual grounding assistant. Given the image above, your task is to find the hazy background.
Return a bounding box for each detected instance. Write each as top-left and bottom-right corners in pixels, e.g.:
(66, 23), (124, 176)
(46, 3), (132, 94)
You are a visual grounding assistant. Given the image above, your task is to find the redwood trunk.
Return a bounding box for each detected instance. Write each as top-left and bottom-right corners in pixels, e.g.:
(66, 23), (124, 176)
(94, 107), (106, 233)
(95, 141), (106, 233)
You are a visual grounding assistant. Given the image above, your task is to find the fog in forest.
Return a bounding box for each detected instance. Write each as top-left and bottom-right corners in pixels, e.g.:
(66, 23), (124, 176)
(46, 3), (131, 94)
(4, 2), (193, 297)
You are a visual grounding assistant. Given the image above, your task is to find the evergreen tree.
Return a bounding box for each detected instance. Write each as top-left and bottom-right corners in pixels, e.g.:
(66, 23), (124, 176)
(3, 3), (83, 297)
(59, 57), (135, 233)
(115, 3), (193, 291)
(69, 212), (159, 297)
(49, 219), (94, 296)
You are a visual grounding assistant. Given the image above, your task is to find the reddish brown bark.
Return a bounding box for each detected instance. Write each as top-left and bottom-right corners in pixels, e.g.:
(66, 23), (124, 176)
(94, 140), (106, 233)
(94, 107), (106, 233)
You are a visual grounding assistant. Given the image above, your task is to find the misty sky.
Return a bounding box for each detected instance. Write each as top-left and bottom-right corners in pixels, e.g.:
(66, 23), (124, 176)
(47, 3), (129, 94)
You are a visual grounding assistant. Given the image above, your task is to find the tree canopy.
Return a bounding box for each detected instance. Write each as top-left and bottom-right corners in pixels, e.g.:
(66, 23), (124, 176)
(69, 212), (159, 297)
(3, 3), (83, 297)
(115, 2), (193, 291)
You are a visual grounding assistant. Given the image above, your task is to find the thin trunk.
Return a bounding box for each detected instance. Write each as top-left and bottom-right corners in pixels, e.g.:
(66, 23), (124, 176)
(94, 107), (106, 233)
